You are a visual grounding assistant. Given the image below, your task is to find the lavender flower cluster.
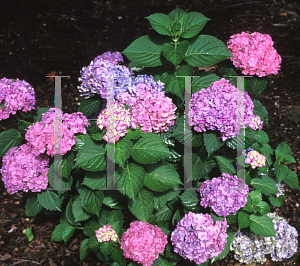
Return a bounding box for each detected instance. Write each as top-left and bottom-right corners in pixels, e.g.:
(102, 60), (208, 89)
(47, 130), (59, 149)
(188, 78), (261, 141)
(198, 173), (249, 217)
(171, 212), (228, 264)
(0, 77), (35, 120)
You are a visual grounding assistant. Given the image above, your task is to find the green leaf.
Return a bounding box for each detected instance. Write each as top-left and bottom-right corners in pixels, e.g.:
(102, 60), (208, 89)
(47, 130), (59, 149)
(91, 132), (104, 141)
(116, 163), (145, 200)
(110, 246), (125, 265)
(73, 141), (106, 172)
(178, 190), (200, 211)
(122, 35), (168, 67)
(168, 76), (184, 101)
(203, 132), (222, 157)
(218, 66), (238, 87)
(146, 13), (173, 36)
(255, 130), (269, 144)
(0, 129), (22, 157)
(63, 225), (76, 244)
(255, 201), (271, 214)
(171, 19), (181, 36)
(128, 188), (154, 222)
(51, 223), (69, 242)
(179, 12), (210, 38)
(25, 196), (43, 217)
(115, 138), (133, 168)
(260, 143), (274, 166)
(274, 162), (289, 183)
(124, 126), (142, 140)
(144, 163), (182, 192)
(72, 196), (93, 222)
(248, 189), (262, 205)
(80, 187), (104, 217)
(52, 151), (75, 178)
(245, 127), (257, 149)
(162, 41), (189, 66)
(80, 238), (90, 262)
(268, 195), (285, 207)
(283, 170), (300, 190)
(191, 72), (220, 93)
(168, 6), (187, 21)
(245, 77), (268, 96)
(281, 155), (296, 164)
(18, 120), (32, 134)
(131, 133), (172, 164)
(82, 170), (107, 190)
(87, 120), (99, 134)
(252, 99), (268, 126)
(65, 198), (80, 226)
(249, 214), (276, 237)
(37, 190), (63, 212)
(214, 156), (236, 176)
(160, 71), (175, 90)
(153, 188), (181, 211)
(84, 218), (101, 237)
(88, 236), (101, 252)
(33, 107), (50, 122)
(103, 190), (126, 209)
(226, 213), (237, 224)
(154, 205), (173, 222)
(250, 176), (279, 196)
(47, 164), (73, 195)
(275, 142), (293, 163)
(184, 35), (232, 67)
(72, 134), (92, 152)
(210, 229), (234, 263)
(78, 98), (101, 117)
(100, 241), (113, 257)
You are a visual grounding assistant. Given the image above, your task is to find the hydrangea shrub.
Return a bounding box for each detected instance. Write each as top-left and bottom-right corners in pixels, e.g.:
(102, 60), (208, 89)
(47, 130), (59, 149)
(0, 6), (299, 266)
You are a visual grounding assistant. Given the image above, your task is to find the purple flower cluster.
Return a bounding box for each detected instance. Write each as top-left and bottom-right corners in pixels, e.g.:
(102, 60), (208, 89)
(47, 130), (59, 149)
(275, 181), (285, 197)
(77, 51), (133, 99)
(198, 173), (249, 217)
(171, 212), (228, 264)
(188, 78), (259, 141)
(267, 213), (298, 261)
(25, 108), (90, 156)
(0, 77), (35, 120)
(118, 75), (177, 133)
(230, 227), (277, 264)
(120, 221), (167, 266)
(227, 32), (282, 77)
(0, 143), (49, 194)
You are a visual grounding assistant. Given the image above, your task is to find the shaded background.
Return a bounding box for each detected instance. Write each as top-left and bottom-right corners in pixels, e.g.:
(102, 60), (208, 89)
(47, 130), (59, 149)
(0, 0), (299, 265)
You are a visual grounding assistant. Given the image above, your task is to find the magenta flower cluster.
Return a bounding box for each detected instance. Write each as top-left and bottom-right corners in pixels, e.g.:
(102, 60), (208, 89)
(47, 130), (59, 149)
(171, 212), (228, 264)
(96, 100), (131, 143)
(227, 32), (282, 77)
(249, 115), (263, 130)
(198, 173), (249, 217)
(188, 78), (259, 141)
(0, 143), (49, 194)
(120, 221), (167, 266)
(245, 150), (266, 169)
(0, 77), (35, 120)
(77, 51), (133, 99)
(118, 75), (177, 133)
(95, 225), (118, 243)
(25, 108), (90, 156)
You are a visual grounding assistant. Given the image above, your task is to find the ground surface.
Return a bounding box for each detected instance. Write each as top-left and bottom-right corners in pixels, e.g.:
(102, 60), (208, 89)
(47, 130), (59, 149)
(0, 0), (299, 265)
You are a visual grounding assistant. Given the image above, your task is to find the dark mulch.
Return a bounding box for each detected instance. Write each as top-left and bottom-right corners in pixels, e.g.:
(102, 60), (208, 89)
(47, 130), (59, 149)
(0, 0), (299, 265)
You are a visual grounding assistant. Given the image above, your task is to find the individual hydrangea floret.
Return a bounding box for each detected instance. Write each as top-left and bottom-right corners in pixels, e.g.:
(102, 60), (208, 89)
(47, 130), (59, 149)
(198, 173), (249, 217)
(188, 78), (258, 141)
(171, 212), (228, 264)
(94, 51), (124, 65)
(227, 32), (282, 77)
(95, 225), (118, 243)
(245, 150), (266, 169)
(249, 115), (263, 130)
(275, 181), (285, 197)
(96, 100), (131, 143)
(267, 213), (298, 261)
(77, 52), (133, 99)
(0, 77), (35, 120)
(120, 221), (167, 266)
(25, 108), (90, 156)
(0, 143), (49, 194)
(230, 227), (277, 264)
(118, 75), (177, 133)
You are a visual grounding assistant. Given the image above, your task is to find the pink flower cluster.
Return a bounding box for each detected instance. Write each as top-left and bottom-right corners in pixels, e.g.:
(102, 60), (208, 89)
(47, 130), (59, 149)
(96, 101), (131, 143)
(198, 173), (249, 217)
(0, 77), (35, 120)
(94, 51), (124, 65)
(245, 150), (266, 169)
(249, 115), (263, 130)
(188, 78), (258, 141)
(25, 108), (90, 156)
(120, 221), (167, 266)
(171, 212), (228, 264)
(95, 225), (118, 243)
(227, 32), (282, 77)
(0, 143), (49, 194)
(118, 77), (177, 133)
